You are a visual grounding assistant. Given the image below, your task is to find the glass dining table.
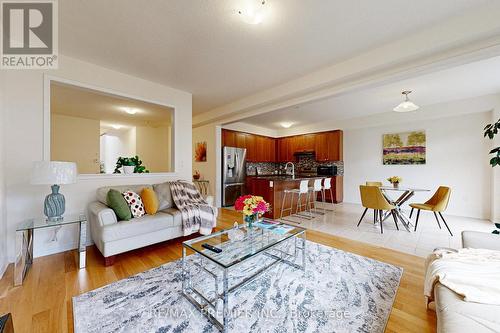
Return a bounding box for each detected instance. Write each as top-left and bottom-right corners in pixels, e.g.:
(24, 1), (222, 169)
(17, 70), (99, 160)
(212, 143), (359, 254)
(379, 186), (430, 231)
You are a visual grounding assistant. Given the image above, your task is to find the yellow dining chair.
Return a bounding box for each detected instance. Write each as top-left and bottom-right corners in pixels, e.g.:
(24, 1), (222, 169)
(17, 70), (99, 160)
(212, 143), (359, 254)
(357, 185), (399, 234)
(365, 182), (383, 222)
(365, 181), (383, 187)
(409, 186), (452, 236)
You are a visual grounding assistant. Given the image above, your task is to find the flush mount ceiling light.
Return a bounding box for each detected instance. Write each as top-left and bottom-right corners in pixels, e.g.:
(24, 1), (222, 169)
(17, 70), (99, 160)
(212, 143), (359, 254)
(123, 107), (138, 115)
(111, 124), (122, 130)
(280, 122), (294, 128)
(238, 0), (268, 25)
(393, 90), (420, 112)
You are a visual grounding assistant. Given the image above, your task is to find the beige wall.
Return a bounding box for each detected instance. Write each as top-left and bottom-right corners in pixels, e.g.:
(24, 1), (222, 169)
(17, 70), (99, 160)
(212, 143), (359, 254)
(51, 114), (100, 174)
(136, 125), (172, 172)
(193, 123), (220, 203)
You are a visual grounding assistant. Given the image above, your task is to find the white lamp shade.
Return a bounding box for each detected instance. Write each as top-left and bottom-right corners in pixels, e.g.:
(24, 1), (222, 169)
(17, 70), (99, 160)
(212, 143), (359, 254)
(393, 101), (420, 112)
(31, 161), (78, 185)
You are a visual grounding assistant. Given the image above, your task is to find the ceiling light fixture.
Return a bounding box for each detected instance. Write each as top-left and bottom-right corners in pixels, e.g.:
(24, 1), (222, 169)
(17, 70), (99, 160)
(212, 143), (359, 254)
(393, 90), (419, 112)
(123, 107), (138, 115)
(111, 124), (122, 130)
(280, 122), (294, 128)
(238, 0), (268, 25)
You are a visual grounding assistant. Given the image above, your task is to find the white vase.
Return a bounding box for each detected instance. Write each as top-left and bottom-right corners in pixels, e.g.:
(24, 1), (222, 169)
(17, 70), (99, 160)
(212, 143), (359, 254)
(123, 166), (135, 174)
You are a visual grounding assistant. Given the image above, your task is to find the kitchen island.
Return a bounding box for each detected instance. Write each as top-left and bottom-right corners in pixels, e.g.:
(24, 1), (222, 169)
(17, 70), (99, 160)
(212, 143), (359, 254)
(247, 175), (343, 219)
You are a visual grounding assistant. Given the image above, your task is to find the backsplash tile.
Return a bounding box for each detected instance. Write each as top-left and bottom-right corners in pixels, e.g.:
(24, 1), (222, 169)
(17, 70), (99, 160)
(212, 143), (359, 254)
(247, 157), (344, 176)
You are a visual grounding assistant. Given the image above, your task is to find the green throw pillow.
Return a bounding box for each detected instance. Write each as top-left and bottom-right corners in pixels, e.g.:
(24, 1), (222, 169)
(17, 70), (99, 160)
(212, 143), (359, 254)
(106, 189), (132, 221)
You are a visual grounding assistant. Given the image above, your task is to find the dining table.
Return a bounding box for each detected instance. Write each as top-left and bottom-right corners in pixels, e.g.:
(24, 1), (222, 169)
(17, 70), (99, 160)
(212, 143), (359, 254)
(379, 186), (430, 231)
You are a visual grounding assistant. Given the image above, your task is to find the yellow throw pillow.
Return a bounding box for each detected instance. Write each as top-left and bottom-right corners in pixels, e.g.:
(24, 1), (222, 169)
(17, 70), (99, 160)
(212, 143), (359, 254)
(141, 188), (159, 215)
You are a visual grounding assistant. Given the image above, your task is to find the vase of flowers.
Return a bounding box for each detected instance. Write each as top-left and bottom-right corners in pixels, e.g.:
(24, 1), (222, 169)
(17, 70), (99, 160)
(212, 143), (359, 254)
(234, 195), (270, 228)
(387, 176), (402, 188)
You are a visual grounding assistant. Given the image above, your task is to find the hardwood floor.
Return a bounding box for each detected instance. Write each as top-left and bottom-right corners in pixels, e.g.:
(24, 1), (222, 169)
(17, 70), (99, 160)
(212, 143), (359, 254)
(0, 208), (436, 332)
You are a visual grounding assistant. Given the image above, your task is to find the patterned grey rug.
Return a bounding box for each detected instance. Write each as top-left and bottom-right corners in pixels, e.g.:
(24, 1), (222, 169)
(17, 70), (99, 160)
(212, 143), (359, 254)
(73, 241), (402, 333)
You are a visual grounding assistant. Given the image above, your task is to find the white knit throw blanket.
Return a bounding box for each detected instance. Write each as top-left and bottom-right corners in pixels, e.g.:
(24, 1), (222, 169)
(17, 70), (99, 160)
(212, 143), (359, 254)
(168, 181), (216, 236)
(425, 248), (500, 305)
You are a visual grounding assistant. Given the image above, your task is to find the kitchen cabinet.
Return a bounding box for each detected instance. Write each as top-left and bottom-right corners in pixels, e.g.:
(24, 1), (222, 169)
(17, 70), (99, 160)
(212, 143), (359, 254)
(313, 130), (343, 161)
(245, 133), (256, 161)
(317, 176), (343, 203)
(222, 130), (236, 147)
(277, 136), (293, 162)
(222, 129), (276, 162)
(314, 132), (329, 161)
(235, 132), (246, 148)
(223, 129), (343, 163)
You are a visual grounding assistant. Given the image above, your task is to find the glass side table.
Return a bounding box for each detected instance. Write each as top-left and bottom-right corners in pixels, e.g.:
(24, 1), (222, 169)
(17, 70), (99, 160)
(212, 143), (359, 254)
(14, 214), (87, 286)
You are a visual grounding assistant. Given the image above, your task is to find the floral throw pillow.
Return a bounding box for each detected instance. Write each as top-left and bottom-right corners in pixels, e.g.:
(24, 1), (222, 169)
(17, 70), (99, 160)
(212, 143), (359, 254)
(122, 191), (145, 218)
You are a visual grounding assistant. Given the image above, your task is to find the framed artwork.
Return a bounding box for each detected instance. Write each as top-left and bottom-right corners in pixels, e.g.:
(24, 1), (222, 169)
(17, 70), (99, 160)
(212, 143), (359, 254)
(383, 131), (426, 165)
(194, 141), (207, 162)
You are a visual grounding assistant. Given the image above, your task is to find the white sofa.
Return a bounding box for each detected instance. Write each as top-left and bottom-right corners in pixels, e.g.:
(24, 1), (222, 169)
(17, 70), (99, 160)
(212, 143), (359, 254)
(88, 183), (216, 265)
(432, 231), (500, 332)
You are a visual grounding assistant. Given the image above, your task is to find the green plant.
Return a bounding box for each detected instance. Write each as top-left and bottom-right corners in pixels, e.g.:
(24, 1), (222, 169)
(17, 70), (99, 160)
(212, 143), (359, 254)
(113, 155), (150, 173)
(484, 118), (500, 167)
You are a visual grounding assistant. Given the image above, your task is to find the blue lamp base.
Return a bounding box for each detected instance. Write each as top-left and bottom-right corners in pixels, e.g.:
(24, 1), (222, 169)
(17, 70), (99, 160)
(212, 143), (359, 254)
(44, 184), (66, 221)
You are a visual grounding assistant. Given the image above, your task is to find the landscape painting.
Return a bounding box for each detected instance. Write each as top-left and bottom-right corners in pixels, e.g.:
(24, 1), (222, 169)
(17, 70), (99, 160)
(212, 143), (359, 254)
(383, 131), (426, 165)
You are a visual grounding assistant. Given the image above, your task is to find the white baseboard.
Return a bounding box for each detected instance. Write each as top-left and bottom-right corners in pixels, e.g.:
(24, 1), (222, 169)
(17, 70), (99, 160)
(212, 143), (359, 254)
(35, 238), (94, 258)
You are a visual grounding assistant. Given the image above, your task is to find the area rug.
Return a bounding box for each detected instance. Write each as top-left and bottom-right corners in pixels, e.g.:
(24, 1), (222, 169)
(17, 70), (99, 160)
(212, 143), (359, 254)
(73, 241), (402, 333)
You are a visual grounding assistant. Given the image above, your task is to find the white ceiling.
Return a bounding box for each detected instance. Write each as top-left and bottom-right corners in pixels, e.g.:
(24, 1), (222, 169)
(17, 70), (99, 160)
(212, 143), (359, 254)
(237, 55), (500, 130)
(59, 0), (493, 114)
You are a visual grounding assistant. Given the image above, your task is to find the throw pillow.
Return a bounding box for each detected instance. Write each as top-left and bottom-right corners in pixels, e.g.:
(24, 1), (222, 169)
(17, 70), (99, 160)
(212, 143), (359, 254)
(153, 182), (173, 210)
(122, 190), (146, 218)
(141, 188), (159, 215)
(106, 189), (132, 221)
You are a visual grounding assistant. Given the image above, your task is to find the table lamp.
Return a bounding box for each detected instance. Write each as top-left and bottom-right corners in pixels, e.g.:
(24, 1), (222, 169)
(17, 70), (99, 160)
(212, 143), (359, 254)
(31, 161), (78, 221)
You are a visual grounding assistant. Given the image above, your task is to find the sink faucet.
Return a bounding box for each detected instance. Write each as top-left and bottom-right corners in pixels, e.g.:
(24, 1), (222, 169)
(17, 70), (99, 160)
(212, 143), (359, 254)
(285, 162), (295, 179)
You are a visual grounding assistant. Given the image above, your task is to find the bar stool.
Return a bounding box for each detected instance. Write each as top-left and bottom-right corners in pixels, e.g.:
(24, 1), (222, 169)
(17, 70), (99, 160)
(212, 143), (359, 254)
(322, 177), (335, 211)
(308, 178), (325, 215)
(280, 179), (313, 222)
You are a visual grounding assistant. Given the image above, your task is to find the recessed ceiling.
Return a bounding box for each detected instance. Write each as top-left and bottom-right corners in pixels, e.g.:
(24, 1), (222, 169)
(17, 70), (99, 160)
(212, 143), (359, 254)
(59, 0), (492, 114)
(237, 55), (500, 130)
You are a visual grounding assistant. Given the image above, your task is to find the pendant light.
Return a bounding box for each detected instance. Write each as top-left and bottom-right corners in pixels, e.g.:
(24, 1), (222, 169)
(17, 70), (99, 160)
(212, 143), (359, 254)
(393, 90), (419, 112)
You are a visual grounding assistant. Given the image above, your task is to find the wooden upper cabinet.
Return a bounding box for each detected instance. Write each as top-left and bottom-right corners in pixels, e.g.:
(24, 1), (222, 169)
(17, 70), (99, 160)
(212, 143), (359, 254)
(222, 129), (276, 162)
(222, 129), (236, 147)
(277, 137), (290, 162)
(326, 130), (343, 161)
(235, 132), (246, 148)
(314, 132), (329, 161)
(222, 129), (343, 163)
(256, 136), (277, 162)
(303, 134), (315, 151)
(245, 133), (256, 161)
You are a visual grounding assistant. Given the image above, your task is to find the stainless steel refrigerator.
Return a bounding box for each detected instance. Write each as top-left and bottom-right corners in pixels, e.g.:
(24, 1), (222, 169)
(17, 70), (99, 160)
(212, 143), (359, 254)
(222, 146), (247, 207)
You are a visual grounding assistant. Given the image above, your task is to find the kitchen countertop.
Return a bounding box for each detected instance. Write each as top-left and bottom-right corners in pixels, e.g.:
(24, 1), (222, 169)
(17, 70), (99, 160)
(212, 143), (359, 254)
(249, 175), (328, 181)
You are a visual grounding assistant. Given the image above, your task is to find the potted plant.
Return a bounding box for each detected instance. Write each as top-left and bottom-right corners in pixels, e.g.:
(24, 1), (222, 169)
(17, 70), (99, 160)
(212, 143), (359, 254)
(113, 156), (150, 174)
(484, 118), (499, 236)
(387, 176), (402, 188)
(234, 195), (270, 228)
(484, 117), (500, 167)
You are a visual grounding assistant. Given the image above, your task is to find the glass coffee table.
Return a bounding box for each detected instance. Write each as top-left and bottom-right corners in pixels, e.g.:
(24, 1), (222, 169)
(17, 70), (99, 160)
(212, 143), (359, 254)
(182, 221), (306, 332)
